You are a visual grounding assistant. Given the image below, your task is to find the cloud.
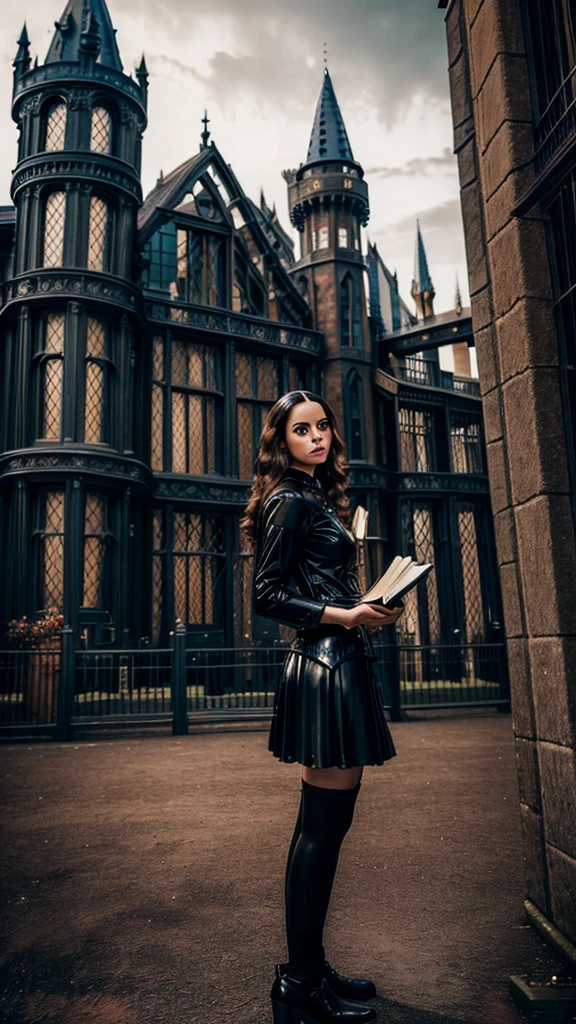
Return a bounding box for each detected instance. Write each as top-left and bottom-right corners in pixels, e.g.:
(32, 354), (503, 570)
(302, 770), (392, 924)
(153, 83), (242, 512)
(366, 147), (458, 179)
(115, 0), (450, 127)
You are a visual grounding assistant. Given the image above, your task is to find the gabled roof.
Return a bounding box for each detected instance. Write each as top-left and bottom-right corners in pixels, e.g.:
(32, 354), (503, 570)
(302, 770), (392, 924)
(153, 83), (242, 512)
(138, 151), (207, 235)
(306, 68), (354, 165)
(45, 0), (123, 70)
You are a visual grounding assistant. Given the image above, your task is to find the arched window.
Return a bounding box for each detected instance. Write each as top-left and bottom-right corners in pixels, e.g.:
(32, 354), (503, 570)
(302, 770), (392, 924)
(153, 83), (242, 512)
(346, 372), (364, 460)
(87, 195), (110, 272)
(84, 317), (112, 443)
(44, 101), (67, 151)
(340, 274), (362, 347)
(90, 106), (112, 154)
(40, 313), (65, 439)
(43, 191), (66, 267)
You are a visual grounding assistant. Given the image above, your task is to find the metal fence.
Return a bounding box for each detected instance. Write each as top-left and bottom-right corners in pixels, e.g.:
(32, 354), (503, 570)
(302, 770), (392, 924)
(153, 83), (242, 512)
(0, 627), (509, 739)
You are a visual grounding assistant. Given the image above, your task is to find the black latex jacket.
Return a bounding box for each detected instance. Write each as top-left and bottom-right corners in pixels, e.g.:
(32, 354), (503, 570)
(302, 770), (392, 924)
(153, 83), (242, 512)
(252, 465), (376, 663)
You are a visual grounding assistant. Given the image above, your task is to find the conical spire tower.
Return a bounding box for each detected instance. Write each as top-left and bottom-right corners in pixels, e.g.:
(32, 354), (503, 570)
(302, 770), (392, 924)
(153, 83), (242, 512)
(306, 67), (355, 166)
(45, 0), (123, 69)
(411, 219), (435, 319)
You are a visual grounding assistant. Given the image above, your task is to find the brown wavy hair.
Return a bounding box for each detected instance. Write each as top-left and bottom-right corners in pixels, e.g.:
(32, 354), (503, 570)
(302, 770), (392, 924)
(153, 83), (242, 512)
(239, 390), (352, 549)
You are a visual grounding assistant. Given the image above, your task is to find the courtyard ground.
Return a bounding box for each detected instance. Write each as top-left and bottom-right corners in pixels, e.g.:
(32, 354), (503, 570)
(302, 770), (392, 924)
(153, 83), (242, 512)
(0, 709), (566, 1024)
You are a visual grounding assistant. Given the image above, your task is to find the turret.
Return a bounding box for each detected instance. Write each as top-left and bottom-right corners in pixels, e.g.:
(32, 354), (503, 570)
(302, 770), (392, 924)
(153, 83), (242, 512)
(411, 219), (435, 319)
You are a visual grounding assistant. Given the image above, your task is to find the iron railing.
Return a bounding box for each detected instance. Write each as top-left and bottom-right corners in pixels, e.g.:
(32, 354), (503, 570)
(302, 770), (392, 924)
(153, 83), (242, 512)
(0, 629), (509, 739)
(395, 358), (481, 397)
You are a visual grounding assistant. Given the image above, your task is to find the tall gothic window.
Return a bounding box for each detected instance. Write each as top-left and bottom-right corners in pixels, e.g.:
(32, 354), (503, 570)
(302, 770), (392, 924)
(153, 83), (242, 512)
(346, 372), (364, 459)
(397, 502), (441, 647)
(399, 406), (436, 472)
(151, 337), (165, 471)
(87, 195), (110, 272)
(151, 509), (165, 645)
(340, 274), (362, 346)
(44, 101), (67, 151)
(38, 491), (65, 614)
(456, 503), (486, 643)
(175, 227), (226, 306)
(171, 340), (222, 474)
(450, 412), (484, 473)
(173, 513), (226, 625)
(43, 191), (66, 267)
(90, 106), (112, 154)
(38, 313), (65, 440)
(236, 351), (279, 478)
(82, 492), (113, 609)
(84, 318), (112, 444)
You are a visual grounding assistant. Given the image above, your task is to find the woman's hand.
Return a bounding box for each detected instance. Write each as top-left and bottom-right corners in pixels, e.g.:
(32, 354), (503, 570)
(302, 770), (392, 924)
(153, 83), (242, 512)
(343, 602), (404, 630)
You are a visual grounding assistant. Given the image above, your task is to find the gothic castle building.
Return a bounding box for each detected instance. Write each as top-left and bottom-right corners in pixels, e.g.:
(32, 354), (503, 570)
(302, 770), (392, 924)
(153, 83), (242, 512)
(0, 0), (503, 654)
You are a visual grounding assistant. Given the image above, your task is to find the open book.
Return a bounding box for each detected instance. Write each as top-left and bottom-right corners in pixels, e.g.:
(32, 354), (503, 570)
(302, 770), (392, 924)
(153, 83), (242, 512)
(358, 555), (433, 610)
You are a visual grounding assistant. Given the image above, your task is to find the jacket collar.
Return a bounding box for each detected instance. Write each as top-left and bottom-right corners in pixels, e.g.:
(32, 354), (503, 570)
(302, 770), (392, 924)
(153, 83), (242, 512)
(281, 465), (325, 492)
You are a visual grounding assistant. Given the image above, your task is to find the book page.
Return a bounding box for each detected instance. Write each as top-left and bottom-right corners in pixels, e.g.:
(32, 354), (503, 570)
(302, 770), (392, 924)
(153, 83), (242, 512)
(361, 555), (412, 602)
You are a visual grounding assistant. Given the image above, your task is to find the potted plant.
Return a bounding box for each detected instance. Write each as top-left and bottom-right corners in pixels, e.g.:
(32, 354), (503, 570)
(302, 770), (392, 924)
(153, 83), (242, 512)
(6, 608), (64, 724)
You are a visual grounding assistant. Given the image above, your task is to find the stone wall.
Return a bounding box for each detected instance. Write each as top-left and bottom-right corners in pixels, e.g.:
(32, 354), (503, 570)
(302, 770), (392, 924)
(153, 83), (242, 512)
(443, 0), (576, 945)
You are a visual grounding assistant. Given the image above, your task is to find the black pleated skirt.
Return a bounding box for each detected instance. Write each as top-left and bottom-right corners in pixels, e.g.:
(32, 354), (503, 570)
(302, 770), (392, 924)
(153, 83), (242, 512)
(268, 635), (397, 769)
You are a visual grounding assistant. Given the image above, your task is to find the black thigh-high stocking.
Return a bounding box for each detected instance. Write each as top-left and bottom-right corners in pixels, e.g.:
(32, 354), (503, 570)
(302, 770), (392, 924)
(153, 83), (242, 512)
(285, 778), (361, 984)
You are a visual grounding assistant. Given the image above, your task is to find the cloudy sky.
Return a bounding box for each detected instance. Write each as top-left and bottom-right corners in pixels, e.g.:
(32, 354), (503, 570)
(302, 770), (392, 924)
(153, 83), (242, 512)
(0, 0), (469, 313)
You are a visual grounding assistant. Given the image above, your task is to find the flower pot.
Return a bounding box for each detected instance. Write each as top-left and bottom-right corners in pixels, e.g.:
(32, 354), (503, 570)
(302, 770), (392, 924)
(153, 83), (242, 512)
(26, 639), (61, 725)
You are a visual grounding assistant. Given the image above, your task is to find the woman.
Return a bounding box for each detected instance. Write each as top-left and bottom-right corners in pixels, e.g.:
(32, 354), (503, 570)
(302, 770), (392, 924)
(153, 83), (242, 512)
(240, 390), (403, 1024)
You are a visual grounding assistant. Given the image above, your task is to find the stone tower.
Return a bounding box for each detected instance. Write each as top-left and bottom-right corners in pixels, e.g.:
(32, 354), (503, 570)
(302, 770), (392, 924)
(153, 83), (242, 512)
(4, 0), (148, 638)
(283, 67), (374, 463)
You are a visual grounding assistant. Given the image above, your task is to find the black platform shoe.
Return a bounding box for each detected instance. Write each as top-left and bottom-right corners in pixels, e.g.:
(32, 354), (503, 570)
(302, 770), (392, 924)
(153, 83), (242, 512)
(275, 960), (377, 1002)
(270, 966), (378, 1024)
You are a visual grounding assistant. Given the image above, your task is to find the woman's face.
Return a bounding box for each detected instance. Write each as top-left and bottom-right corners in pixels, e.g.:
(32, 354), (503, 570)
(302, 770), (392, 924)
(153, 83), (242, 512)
(280, 399), (333, 474)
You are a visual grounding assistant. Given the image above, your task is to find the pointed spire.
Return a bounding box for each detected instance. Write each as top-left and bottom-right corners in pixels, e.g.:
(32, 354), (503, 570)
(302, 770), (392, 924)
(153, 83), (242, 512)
(136, 54), (148, 107)
(455, 273), (462, 315)
(306, 67), (354, 165)
(201, 109), (210, 149)
(45, 0), (122, 70)
(13, 23), (31, 81)
(411, 219), (435, 319)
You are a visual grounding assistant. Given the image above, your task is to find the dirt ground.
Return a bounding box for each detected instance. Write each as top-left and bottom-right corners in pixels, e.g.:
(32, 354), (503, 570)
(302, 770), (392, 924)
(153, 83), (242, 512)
(0, 709), (565, 1024)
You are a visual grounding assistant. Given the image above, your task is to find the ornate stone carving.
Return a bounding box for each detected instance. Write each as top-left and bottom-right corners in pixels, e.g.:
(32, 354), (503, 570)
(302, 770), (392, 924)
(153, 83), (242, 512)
(155, 477), (251, 504)
(68, 89), (95, 111)
(144, 302), (322, 356)
(0, 449), (152, 489)
(6, 271), (139, 311)
(11, 155), (141, 202)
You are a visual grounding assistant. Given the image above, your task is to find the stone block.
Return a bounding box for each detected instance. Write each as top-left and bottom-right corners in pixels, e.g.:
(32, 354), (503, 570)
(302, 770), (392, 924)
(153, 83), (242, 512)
(482, 386), (503, 443)
(539, 741), (576, 861)
(457, 136), (477, 189)
(502, 369), (570, 504)
(469, 0), (525, 99)
(499, 561), (525, 638)
(546, 844), (576, 947)
(507, 636), (535, 738)
(446, 0), (464, 68)
(470, 286), (493, 330)
(489, 218), (552, 318)
(497, 297), (558, 383)
(483, 121), (535, 197)
(519, 802), (549, 913)
(515, 496), (576, 636)
(454, 113), (476, 154)
(449, 50), (473, 130)
(486, 438), (510, 513)
(484, 165), (537, 241)
(460, 181), (489, 295)
(494, 507), (516, 565)
(516, 737), (541, 810)
(476, 53), (532, 152)
(529, 637), (576, 748)
(474, 324), (499, 394)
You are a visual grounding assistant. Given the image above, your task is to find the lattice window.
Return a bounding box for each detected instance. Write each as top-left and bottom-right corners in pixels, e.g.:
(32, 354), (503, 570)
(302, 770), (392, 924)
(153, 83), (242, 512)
(399, 406), (435, 472)
(170, 340), (220, 474)
(396, 502), (440, 646)
(151, 509), (164, 645)
(174, 227), (226, 306)
(84, 318), (108, 443)
(87, 195), (109, 272)
(289, 362), (306, 392)
(347, 373), (364, 459)
(151, 336), (165, 472)
(457, 505), (485, 643)
(173, 513), (226, 624)
(403, 353), (431, 386)
(42, 314), (64, 440)
(40, 491), (65, 613)
(340, 274), (361, 347)
(413, 505), (441, 643)
(44, 102), (67, 151)
(90, 106), (111, 154)
(235, 351), (279, 478)
(43, 191), (66, 267)
(450, 412), (484, 473)
(82, 492), (108, 608)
